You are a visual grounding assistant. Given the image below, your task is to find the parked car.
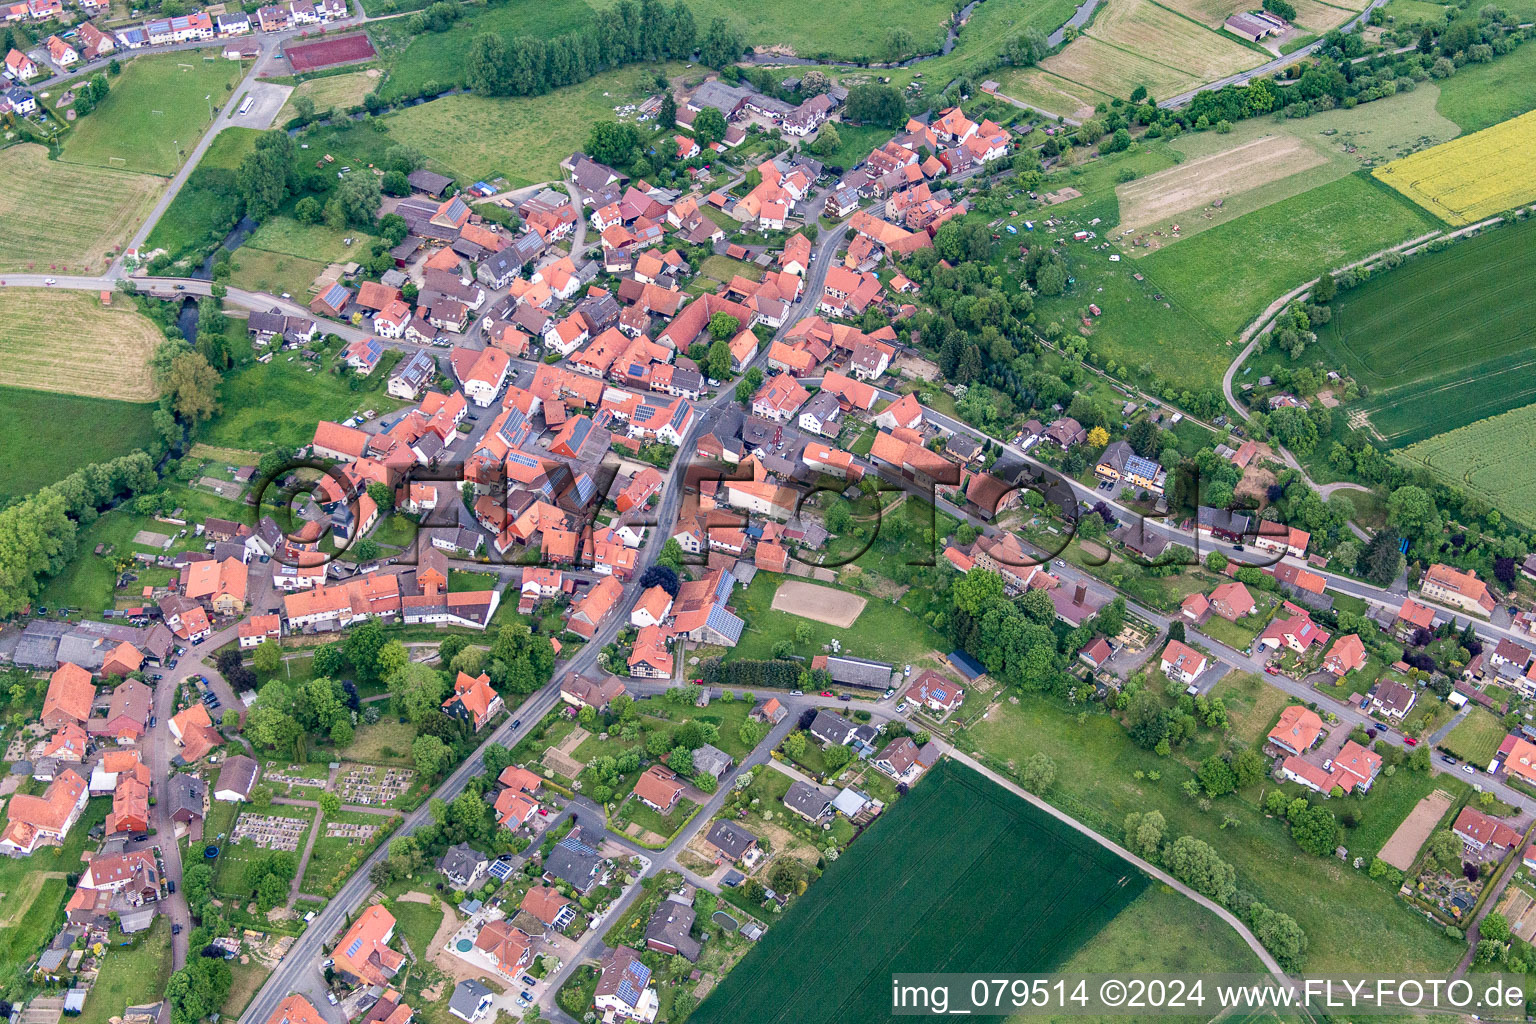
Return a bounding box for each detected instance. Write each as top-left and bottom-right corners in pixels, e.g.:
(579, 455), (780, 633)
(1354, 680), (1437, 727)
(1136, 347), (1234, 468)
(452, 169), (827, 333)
(1404, 737), (1418, 746)
(171, 924), (181, 935)
(1462, 764), (1474, 774)
(167, 879), (175, 893)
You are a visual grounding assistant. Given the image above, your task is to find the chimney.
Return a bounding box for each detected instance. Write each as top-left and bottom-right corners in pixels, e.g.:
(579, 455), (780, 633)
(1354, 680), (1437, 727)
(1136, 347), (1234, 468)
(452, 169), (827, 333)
(1074, 584), (1087, 605)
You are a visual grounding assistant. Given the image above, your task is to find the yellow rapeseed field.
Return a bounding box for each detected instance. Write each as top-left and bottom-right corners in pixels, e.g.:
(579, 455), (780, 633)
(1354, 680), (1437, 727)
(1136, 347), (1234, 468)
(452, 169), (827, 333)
(1372, 108), (1536, 225)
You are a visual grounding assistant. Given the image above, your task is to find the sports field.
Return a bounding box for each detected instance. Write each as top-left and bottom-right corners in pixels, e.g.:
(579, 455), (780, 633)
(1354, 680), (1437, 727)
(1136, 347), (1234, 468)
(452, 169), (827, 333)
(1318, 216), (1536, 446)
(144, 127), (260, 258)
(285, 33), (378, 73)
(0, 289), (162, 401)
(0, 145), (164, 274)
(692, 759), (1150, 1024)
(1137, 173), (1440, 336)
(1372, 108), (1536, 225)
(1399, 403), (1536, 524)
(59, 53), (242, 176)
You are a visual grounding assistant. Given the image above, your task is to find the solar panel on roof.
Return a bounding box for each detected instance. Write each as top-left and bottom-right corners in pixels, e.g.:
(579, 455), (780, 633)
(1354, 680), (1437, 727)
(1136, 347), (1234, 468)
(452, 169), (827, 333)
(346, 938), (363, 958)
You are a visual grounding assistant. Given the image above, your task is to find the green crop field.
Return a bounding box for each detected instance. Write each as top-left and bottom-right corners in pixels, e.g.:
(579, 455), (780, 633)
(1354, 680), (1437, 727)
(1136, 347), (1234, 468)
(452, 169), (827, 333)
(1399, 402), (1536, 525)
(59, 53), (243, 176)
(145, 127), (260, 259)
(1435, 36), (1536, 133)
(1137, 173), (1441, 339)
(0, 385), (159, 502)
(693, 759), (1149, 1024)
(1317, 216), (1536, 447)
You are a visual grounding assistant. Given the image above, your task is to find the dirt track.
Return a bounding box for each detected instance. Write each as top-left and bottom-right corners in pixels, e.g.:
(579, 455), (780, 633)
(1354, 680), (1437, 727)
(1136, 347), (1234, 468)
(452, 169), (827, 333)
(770, 580), (866, 628)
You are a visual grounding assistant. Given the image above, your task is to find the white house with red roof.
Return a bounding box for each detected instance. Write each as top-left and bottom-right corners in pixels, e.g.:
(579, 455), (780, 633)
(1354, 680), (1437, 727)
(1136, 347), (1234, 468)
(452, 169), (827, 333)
(1158, 640), (1207, 685)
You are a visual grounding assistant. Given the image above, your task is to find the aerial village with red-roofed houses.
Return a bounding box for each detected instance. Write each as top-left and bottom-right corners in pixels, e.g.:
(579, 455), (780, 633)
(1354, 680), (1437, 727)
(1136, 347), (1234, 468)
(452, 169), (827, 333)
(5, 14), (1536, 1024)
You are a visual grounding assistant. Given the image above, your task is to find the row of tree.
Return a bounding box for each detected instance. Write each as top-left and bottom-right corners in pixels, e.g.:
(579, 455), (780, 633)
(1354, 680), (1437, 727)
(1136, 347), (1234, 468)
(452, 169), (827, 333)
(463, 0), (741, 98)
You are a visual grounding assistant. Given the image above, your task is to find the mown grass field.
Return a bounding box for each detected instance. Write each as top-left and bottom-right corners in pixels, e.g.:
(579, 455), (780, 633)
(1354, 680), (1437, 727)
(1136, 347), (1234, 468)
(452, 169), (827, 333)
(1441, 708), (1508, 766)
(1137, 172), (1440, 337)
(1399, 402), (1536, 525)
(727, 571), (948, 667)
(1317, 216), (1536, 447)
(693, 759), (1150, 1024)
(0, 288), (163, 401)
(1372, 107), (1536, 225)
(957, 694), (1465, 973)
(59, 53), (242, 176)
(382, 62), (683, 186)
(0, 145), (164, 273)
(0, 385), (159, 501)
(278, 68), (382, 121)
(244, 217), (378, 264)
(145, 127), (260, 259)
(1083, 0), (1263, 83)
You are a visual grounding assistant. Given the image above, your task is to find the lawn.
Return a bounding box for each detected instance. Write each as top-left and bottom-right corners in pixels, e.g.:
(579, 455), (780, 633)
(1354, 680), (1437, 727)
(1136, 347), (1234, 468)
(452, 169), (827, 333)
(809, 122), (889, 170)
(1137, 172), (1442, 339)
(382, 63), (683, 187)
(1441, 707), (1508, 766)
(693, 759), (1150, 1024)
(221, 959), (272, 1019)
(1435, 36), (1536, 133)
(243, 217), (379, 264)
(0, 144), (164, 273)
(0, 799), (108, 991)
(726, 572), (947, 667)
(1315, 216), (1536, 448)
(145, 127), (260, 259)
(301, 809), (399, 896)
(381, 892), (450, 959)
(448, 570), (499, 593)
(955, 694), (1464, 973)
(343, 720), (420, 764)
(75, 918), (173, 1024)
(227, 246), (333, 302)
(200, 349), (410, 453)
(0, 384), (158, 502)
(614, 793), (699, 844)
(60, 53), (243, 176)
(0, 288), (164, 401)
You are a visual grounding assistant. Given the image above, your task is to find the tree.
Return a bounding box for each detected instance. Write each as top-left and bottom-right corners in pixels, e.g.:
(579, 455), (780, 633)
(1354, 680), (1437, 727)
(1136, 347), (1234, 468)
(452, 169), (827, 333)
(586, 120), (641, 168)
(707, 310), (739, 342)
(167, 957), (233, 1024)
(1427, 829), (1464, 871)
(809, 122), (841, 157)
(236, 131), (296, 222)
(784, 731), (807, 759)
(658, 537), (686, 570)
(1361, 531), (1405, 587)
(1163, 835), (1237, 903)
(291, 93), (316, 122)
(294, 195), (323, 225)
(1197, 754), (1237, 797)
(883, 26), (915, 61)
(735, 366), (763, 404)
(1387, 485), (1437, 538)
(1248, 901), (1308, 971)
(844, 83), (906, 127)
(382, 170), (412, 196)
(692, 106), (728, 147)
(1290, 804), (1340, 856)
(706, 339), (732, 381)
(1482, 911), (1511, 943)
(1018, 752), (1055, 793)
(1232, 748), (1266, 788)
(465, 33), (511, 95)
(1086, 426), (1109, 448)
(165, 351), (222, 421)
(698, 16), (742, 67)
(657, 90), (677, 128)
(823, 743), (853, 774)
(639, 564), (680, 596)
(413, 733), (452, 777)
(330, 172), (383, 228)
(344, 619), (390, 685)
(252, 640), (281, 675)
(318, 792), (342, 817)
(1123, 810), (1166, 860)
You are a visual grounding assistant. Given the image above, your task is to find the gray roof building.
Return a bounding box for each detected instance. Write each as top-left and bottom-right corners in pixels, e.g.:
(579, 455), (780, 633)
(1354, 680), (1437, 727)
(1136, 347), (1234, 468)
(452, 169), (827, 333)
(448, 979), (494, 1023)
(783, 780), (832, 821)
(543, 827), (605, 894)
(644, 898), (701, 961)
(704, 820), (757, 861)
(822, 654), (895, 691)
(692, 743), (733, 780)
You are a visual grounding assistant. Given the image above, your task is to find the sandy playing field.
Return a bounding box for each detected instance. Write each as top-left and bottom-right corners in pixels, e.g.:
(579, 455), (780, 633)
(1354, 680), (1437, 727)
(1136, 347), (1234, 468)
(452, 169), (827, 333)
(771, 580), (866, 628)
(1377, 788), (1454, 871)
(1116, 135), (1330, 237)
